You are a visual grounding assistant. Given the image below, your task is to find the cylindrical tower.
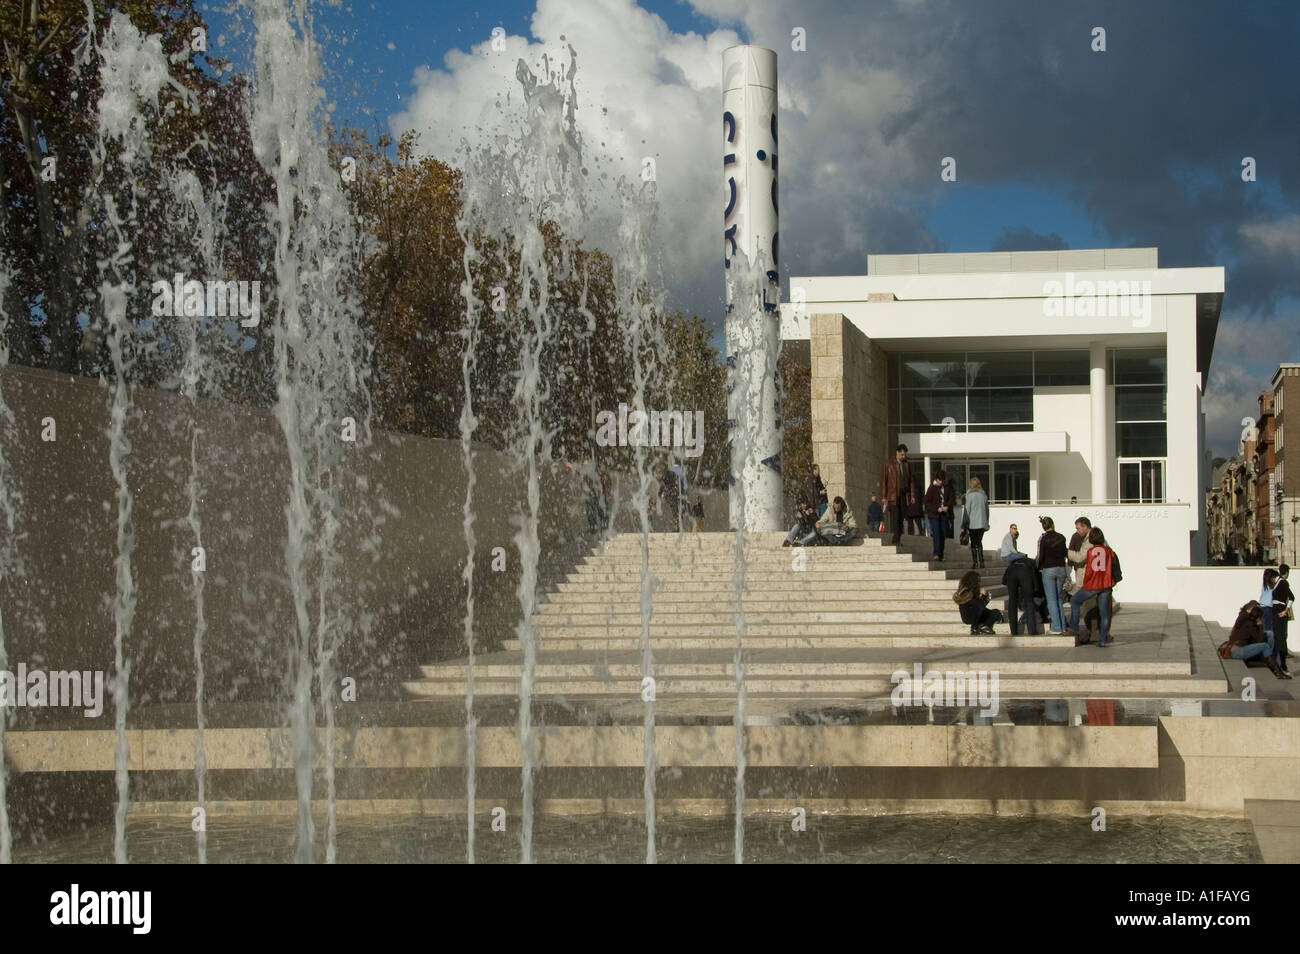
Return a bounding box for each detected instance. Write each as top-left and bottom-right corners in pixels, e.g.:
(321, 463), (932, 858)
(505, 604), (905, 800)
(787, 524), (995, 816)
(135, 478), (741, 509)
(722, 45), (782, 531)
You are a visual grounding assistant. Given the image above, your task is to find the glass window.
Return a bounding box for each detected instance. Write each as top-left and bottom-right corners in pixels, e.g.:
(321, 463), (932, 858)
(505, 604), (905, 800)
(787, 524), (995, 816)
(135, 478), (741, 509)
(899, 389), (966, 429)
(1119, 460), (1165, 503)
(1112, 348), (1166, 385)
(967, 352), (1033, 388)
(899, 355), (965, 389)
(1034, 349), (1089, 386)
(1115, 385), (1166, 422)
(1117, 422), (1167, 457)
(993, 459), (1030, 504)
(968, 389), (1033, 425)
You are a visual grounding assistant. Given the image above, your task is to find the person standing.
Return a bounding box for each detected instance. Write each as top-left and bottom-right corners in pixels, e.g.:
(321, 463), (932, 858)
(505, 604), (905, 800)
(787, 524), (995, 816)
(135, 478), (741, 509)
(658, 465), (684, 532)
(943, 473), (958, 540)
(1035, 516), (1069, 635)
(923, 470), (950, 561)
(879, 443), (915, 545)
(905, 490), (925, 536)
(964, 478), (989, 567)
(1067, 516), (1092, 588)
(1272, 564), (1294, 676)
(866, 494), (884, 532)
(1002, 552), (1039, 635)
(1260, 568), (1279, 649)
(1069, 527), (1116, 647)
(804, 464), (829, 517)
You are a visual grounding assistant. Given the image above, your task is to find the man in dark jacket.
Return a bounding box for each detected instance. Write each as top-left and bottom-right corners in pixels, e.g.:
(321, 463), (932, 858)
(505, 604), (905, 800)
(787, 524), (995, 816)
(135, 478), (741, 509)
(923, 470), (950, 561)
(879, 444), (915, 545)
(1003, 556), (1040, 635)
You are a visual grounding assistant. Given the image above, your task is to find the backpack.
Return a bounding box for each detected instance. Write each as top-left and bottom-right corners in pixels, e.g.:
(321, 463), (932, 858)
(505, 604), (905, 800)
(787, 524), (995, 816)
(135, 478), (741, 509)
(1110, 550), (1122, 584)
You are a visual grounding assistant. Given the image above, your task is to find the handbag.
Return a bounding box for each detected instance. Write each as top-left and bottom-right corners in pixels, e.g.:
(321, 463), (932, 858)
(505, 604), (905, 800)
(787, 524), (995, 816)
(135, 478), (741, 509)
(958, 510), (969, 546)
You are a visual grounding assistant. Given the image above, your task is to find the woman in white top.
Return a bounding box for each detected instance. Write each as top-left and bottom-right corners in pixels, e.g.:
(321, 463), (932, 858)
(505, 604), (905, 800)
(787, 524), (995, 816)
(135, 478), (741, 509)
(1261, 568), (1279, 642)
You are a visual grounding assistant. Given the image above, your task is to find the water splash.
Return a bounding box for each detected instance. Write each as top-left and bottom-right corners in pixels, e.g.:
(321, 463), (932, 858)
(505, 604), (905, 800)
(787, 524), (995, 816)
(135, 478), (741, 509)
(0, 261), (22, 865)
(167, 168), (224, 866)
(456, 182), (483, 864)
(457, 45), (588, 864)
(247, 0), (371, 863)
(90, 11), (199, 863)
(724, 248), (777, 864)
(612, 177), (668, 863)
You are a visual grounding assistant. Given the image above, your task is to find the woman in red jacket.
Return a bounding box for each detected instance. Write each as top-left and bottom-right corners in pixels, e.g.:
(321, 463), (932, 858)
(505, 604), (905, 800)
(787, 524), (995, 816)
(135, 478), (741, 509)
(1068, 527), (1116, 646)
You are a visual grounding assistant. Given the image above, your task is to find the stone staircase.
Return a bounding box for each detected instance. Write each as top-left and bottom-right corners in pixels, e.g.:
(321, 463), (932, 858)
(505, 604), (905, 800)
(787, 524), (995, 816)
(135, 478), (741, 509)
(403, 531), (1232, 705)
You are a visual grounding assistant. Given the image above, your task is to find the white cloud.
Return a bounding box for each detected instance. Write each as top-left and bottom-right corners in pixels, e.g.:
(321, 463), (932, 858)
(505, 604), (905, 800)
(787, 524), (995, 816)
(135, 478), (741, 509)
(390, 0), (745, 316)
(1239, 215), (1300, 258)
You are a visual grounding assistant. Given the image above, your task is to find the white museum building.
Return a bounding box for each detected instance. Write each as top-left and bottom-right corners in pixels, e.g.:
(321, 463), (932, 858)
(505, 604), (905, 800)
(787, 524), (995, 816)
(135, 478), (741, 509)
(780, 247), (1229, 606)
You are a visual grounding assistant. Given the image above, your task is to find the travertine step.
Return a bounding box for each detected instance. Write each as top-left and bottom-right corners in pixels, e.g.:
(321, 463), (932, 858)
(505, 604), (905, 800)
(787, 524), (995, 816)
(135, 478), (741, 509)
(421, 651), (1194, 679)
(552, 578), (949, 593)
(504, 635), (1075, 650)
(406, 673), (1227, 698)
(528, 620), (977, 635)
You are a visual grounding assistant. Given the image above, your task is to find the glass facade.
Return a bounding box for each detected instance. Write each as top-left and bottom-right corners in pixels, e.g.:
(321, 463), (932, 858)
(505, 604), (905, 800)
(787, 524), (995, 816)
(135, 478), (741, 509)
(1111, 348), (1167, 501)
(930, 458), (1031, 505)
(886, 350), (1088, 447)
(885, 348), (1169, 505)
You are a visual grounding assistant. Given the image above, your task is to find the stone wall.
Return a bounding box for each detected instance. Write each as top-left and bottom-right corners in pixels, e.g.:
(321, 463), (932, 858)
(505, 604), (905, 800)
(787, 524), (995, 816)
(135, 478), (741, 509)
(809, 313), (888, 515)
(0, 364), (596, 717)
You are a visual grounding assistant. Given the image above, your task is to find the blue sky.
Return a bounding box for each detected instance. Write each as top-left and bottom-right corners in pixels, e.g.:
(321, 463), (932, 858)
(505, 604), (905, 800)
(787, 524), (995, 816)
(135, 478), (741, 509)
(199, 0), (1299, 457)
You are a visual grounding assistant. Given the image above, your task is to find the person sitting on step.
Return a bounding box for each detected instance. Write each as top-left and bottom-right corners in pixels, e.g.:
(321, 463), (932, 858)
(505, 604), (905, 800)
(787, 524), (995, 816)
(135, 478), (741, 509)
(1225, 600), (1288, 678)
(782, 499), (821, 547)
(953, 570), (1004, 634)
(815, 495), (857, 545)
(999, 524), (1026, 563)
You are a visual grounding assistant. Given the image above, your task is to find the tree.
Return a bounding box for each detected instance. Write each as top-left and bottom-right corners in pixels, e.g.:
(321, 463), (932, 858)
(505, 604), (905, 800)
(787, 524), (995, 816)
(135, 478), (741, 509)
(0, 0), (274, 399)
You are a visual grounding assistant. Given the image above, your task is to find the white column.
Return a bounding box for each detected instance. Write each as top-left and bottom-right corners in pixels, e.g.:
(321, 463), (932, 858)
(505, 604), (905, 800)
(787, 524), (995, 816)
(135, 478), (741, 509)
(723, 45), (782, 530)
(1089, 342), (1108, 505)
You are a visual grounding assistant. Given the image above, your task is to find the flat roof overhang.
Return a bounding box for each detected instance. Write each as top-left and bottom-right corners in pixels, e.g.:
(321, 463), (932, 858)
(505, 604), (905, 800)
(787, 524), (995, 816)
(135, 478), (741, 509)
(898, 431), (1069, 456)
(781, 267), (1227, 365)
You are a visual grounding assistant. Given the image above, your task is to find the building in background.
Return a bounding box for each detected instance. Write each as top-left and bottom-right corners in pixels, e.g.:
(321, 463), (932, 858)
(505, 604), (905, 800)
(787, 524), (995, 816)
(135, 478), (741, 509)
(781, 247), (1225, 602)
(1252, 391), (1276, 563)
(1207, 452), (1257, 563)
(1270, 363), (1300, 566)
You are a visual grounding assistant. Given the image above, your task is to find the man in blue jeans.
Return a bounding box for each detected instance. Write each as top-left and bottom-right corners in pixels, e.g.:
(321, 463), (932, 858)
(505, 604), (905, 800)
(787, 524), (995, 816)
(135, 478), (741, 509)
(1068, 586), (1111, 645)
(1225, 601), (1286, 678)
(923, 471), (950, 561)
